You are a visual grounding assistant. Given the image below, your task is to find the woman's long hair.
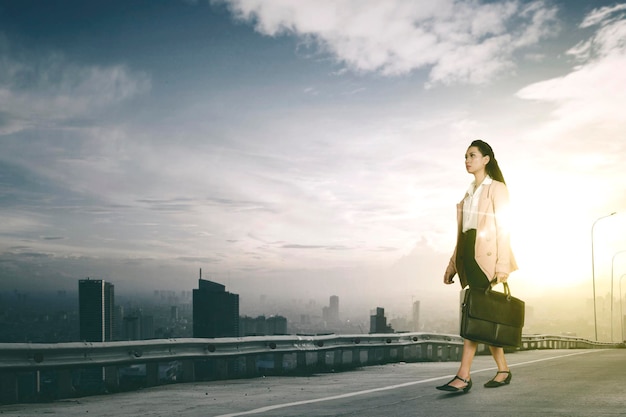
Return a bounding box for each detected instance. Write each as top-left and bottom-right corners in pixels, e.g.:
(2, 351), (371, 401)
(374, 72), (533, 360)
(470, 140), (506, 184)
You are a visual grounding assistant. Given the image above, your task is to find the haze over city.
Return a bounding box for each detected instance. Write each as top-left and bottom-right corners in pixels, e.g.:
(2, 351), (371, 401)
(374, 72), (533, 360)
(1, 1), (626, 335)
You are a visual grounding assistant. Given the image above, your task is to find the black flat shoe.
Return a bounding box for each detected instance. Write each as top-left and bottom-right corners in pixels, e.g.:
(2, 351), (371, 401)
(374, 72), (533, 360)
(484, 370), (512, 388)
(436, 375), (472, 393)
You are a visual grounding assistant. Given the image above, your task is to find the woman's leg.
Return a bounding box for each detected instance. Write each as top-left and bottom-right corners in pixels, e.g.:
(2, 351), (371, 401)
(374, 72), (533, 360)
(488, 346), (510, 382)
(447, 230), (482, 388)
(448, 339), (478, 388)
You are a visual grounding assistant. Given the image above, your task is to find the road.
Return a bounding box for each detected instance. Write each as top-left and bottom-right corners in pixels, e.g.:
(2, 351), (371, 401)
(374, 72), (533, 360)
(1, 349), (625, 416)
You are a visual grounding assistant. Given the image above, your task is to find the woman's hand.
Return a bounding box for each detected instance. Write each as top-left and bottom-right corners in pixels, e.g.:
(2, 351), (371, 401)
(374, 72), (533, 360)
(443, 272), (455, 285)
(492, 272), (509, 285)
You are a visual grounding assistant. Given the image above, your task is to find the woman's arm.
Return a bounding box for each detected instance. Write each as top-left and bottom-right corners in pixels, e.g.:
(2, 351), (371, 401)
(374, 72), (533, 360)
(444, 255), (457, 284)
(492, 182), (514, 282)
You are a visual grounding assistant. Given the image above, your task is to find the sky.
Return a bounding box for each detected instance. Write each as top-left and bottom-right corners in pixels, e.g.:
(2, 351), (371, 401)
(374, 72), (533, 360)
(1, 0), (626, 320)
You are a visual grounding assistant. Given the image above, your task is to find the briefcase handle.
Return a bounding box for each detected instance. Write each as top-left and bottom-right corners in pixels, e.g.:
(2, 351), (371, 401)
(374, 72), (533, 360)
(488, 280), (512, 299)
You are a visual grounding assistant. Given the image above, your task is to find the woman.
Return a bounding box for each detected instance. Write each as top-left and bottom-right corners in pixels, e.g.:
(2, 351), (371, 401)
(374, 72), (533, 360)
(436, 139), (518, 393)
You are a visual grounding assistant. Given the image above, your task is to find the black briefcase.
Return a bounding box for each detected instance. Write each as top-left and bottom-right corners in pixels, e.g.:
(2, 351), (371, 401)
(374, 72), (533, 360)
(460, 283), (525, 347)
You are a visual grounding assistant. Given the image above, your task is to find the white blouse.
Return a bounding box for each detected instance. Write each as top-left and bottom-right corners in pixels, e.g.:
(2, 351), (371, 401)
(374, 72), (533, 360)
(462, 176), (492, 232)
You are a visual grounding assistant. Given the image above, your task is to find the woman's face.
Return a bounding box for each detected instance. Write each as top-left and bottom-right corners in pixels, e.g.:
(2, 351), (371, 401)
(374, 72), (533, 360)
(465, 146), (489, 175)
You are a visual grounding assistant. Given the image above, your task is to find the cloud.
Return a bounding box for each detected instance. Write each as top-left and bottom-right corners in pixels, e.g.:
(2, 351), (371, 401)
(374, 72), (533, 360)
(579, 3), (626, 28)
(0, 38), (151, 135)
(0, 212), (45, 234)
(177, 256), (222, 263)
(217, 0), (559, 85)
(515, 5), (626, 146)
(281, 244), (353, 250)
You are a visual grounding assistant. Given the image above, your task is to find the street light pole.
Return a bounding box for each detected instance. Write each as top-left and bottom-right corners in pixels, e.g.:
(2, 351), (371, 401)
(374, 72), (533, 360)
(610, 250), (626, 342)
(621, 274), (626, 343)
(591, 212), (616, 341)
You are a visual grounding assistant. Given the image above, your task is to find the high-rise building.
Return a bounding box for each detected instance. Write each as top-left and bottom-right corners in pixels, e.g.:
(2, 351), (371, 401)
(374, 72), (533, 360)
(322, 295), (340, 324)
(411, 300), (420, 332)
(78, 278), (115, 393)
(79, 279), (114, 342)
(329, 295), (339, 322)
(369, 307), (393, 334)
(192, 277), (239, 338)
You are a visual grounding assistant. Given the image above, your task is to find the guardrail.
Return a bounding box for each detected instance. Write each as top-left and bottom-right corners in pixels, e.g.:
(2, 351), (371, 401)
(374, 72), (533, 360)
(0, 333), (621, 404)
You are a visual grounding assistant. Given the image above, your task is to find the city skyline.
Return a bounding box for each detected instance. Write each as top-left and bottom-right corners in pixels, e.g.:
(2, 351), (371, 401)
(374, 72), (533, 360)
(3, 271), (622, 343)
(1, 1), (626, 316)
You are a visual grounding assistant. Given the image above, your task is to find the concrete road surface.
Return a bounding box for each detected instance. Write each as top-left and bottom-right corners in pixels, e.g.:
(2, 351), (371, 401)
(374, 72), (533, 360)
(1, 349), (625, 417)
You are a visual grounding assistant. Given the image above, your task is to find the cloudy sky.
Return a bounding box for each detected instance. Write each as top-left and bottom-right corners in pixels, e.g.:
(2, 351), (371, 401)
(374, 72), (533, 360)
(1, 0), (625, 316)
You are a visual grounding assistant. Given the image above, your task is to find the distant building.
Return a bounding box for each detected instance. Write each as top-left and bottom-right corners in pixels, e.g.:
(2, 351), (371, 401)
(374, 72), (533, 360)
(78, 279), (114, 342)
(411, 300), (420, 332)
(389, 316), (409, 332)
(140, 314), (155, 339)
(240, 315), (267, 336)
(170, 306), (179, 322)
(322, 295), (340, 324)
(369, 307), (393, 334)
(113, 305), (124, 340)
(240, 315), (288, 336)
(122, 309), (155, 341)
(267, 315), (287, 335)
(124, 315), (141, 341)
(192, 277), (239, 338)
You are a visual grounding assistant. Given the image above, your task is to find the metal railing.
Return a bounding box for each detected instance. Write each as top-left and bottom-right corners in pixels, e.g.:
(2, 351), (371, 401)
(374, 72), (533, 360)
(0, 333), (621, 404)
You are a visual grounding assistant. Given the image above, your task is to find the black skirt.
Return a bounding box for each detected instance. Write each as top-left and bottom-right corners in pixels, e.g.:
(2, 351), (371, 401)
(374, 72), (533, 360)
(456, 229), (490, 290)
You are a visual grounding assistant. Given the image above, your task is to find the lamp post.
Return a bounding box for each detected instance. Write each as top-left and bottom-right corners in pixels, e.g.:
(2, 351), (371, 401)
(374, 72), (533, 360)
(591, 212), (616, 341)
(610, 250), (626, 342)
(621, 274), (626, 343)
